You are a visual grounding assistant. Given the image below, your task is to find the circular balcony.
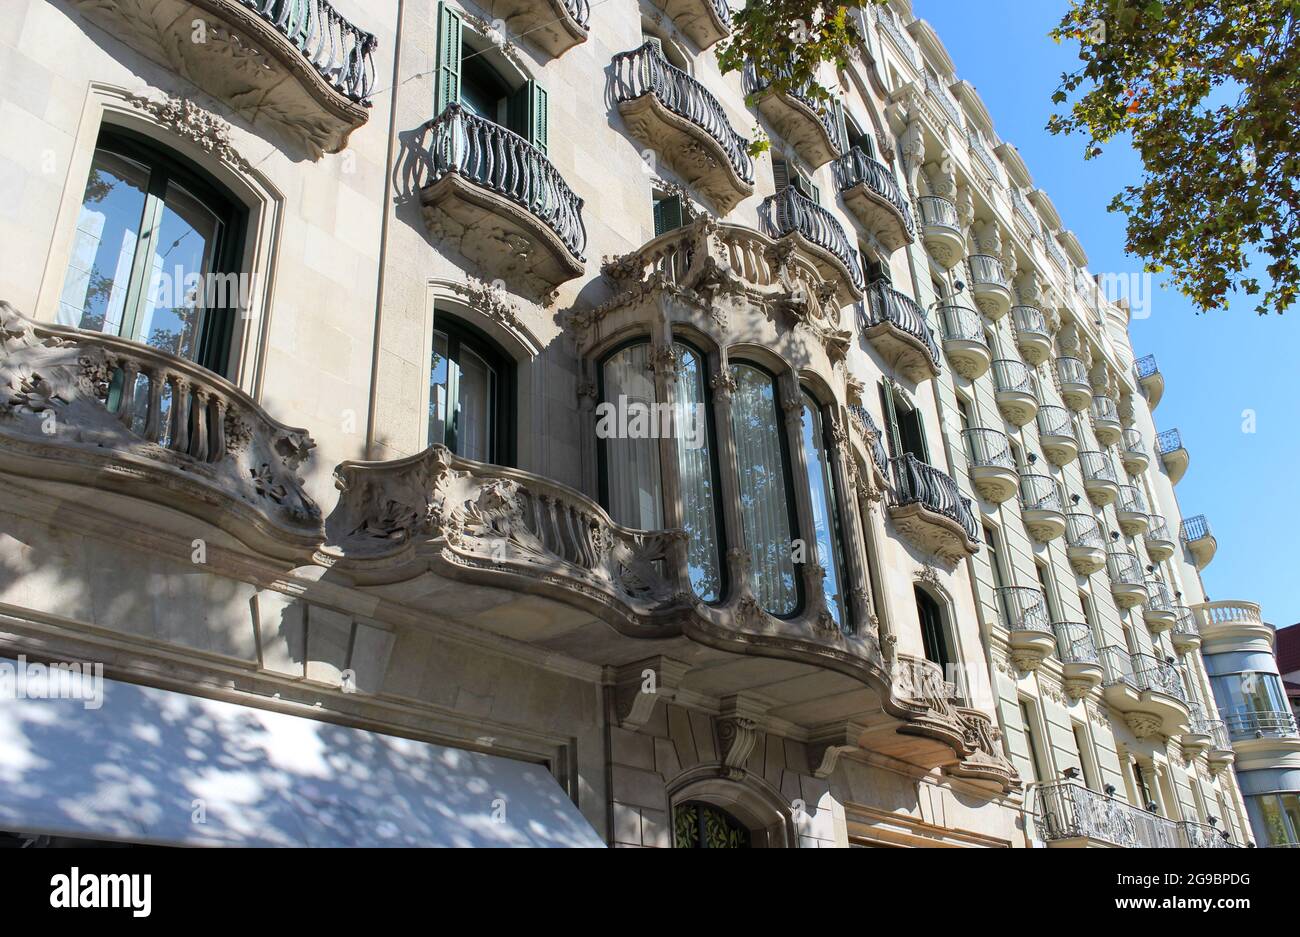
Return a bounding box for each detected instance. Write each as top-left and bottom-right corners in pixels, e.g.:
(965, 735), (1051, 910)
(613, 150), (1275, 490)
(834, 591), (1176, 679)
(1054, 622), (1104, 698)
(992, 359), (1039, 427)
(1019, 473), (1066, 542)
(743, 63), (842, 168)
(1143, 514), (1176, 562)
(834, 148), (915, 253)
(1011, 306), (1052, 365)
(1065, 513), (1107, 575)
(1194, 600), (1269, 646)
(1181, 515), (1217, 570)
(1156, 429), (1189, 485)
(1170, 605), (1200, 651)
(937, 304), (991, 379)
(916, 196), (965, 270)
(1079, 450), (1120, 506)
(1056, 357), (1093, 411)
(1115, 485), (1149, 537)
(967, 254), (1012, 320)
(1000, 586), (1055, 672)
(1135, 354), (1164, 409)
(1036, 405), (1078, 466)
(1143, 580), (1178, 632)
(1090, 395), (1122, 447)
(1120, 427), (1150, 475)
(862, 281), (941, 381)
(963, 428), (1018, 504)
(651, 0), (731, 50)
(1106, 551), (1148, 609)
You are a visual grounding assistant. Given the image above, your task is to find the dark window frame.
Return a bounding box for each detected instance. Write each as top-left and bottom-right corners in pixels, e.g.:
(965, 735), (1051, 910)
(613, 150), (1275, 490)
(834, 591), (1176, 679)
(430, 311), (516, 466)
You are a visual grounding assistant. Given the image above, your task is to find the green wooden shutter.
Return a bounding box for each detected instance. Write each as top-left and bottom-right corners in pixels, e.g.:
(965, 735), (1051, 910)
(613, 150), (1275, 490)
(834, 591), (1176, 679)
(531, 83), (548, 155)
(507, 81), (548, 154)
(772, 157), (790, 192)
(833, 100), (850, 153)
(435, 1), (462, 114)
(879, 382), (903, 461)
(653, 196), (683, 236)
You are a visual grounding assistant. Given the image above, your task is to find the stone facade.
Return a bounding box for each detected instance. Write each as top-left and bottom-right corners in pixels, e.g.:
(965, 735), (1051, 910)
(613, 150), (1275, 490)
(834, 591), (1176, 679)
(0, 0), (1258, 846)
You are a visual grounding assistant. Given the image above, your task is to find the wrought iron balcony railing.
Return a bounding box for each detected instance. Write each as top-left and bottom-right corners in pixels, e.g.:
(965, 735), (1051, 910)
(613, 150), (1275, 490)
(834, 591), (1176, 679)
(937, 304), (984, 344)
(1155, 428), (1183, 454)
(964, 427), (1014, 470)
(1135, 354), (1160, 380)
(1171, 603), (1197, 635)
(611, 41), (753, 185)
(993, 358), (1035, 396)
(889, 454), (980, 545)
(1181, 514), (1213, 543)
(1035, 781), (1176, 848)
(967, 130), (1003, 182)
(924, 71), (962, 126)
(999, 586), (1052, 634)
(968, 253), (1009, 289)
(760, 186), (863, 290)
(1106, 550), (1144, 587)
(1147, 514), (1171, 541)
(1011, 305), (1049, 339)
(241, 0), (379, 103)
(864, 281), (940, 366)
(1043, 225), (1069, 271)
(917, 195), (960, 229)
(832, 147), (915, 233)
(848, 404), (890, 476)
(1054, 621), (1099, 665)
(1121, 427), (1146, 456)
(1090, 395), (1119, 424)
(1037, 405), (1074, 440)
(1101, 646), (1188, 702)
(1020, 473), (1064, 514)
(1066, 512), (1104, 549)
(1146, 579), (1174, 613)
(741, 62), (840, 152)
(1057, 356), (1089, 386)
(420, 105), (587, 261)
(1222, 708), (1299, 740)
(1117, 484), (1147, 515)
(1080, 450), (1118, 483)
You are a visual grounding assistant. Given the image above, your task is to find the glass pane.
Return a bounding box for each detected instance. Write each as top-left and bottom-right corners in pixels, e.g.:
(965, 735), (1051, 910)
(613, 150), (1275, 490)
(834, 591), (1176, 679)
(456, 343), (494, 462)
(674, 344), (721, 603)
(58, 150), (150, 334)
(1280, 793), (1300, 844)
(801, 392), (848, 630)
(429, 330), (450, 448)
(137, 180), (221, 360)
(729, 364), (796, 616)
(602, 344), (663, 530)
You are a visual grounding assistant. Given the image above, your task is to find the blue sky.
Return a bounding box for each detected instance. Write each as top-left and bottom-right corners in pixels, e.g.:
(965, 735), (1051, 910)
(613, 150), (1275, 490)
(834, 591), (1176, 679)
(914, 1), (1300, 627)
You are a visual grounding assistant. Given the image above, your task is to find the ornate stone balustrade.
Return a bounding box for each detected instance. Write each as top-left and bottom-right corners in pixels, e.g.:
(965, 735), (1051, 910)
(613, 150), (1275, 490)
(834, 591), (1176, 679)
(0, 302), (319, 553)
(70, 0), (377, 156)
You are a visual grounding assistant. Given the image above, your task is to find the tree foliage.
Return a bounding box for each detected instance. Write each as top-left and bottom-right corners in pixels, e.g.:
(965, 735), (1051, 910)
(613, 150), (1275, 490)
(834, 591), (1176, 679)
(1049, 0), (1299, 315)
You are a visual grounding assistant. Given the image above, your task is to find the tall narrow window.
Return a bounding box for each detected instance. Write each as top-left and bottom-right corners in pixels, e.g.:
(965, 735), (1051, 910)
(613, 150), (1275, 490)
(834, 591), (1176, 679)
(730, 363), (799, 616)
(915, 586), (950, 672)
(674, 343), (724, 602)
(429, 315), (512, 464)
(801, 390), (851, 630)
(1035, 561), (1060, 622)
(1020, 699), (1049, 784)
(880, 382), (928, 462)
(1073, 724), (1099, 790)
(600, 342), (663, 530)
(57, 128), (245, 375)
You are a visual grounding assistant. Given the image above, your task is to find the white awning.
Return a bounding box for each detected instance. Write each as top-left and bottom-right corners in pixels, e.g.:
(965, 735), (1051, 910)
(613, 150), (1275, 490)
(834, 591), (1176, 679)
(0, 659), (604, 847)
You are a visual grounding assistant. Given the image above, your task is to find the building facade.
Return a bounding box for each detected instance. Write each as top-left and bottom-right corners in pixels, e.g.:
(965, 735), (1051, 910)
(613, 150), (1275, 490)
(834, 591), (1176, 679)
(0, 0), (1265, 846)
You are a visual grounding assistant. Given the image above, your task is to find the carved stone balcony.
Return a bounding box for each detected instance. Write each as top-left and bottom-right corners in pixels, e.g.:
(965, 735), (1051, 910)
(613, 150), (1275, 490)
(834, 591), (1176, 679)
(612, 42), (754, 213)
(1036, 405), (1078, 467)
(1170, 605), (1200, 651)
(888, 455), (980, 562)
(1181, 514), (1216, 569)
(1115, 484), (1149, 537)
(743, 63), (842, 167)
(0, 303), (320, 555)
(1000, 586), (1055, 671)
(833, 148), (915, 252)
(70, 0), (377, 157)
(1106, 550), (1148, 609)
(1134, 354), (1164, 409)
(1120, 427), (1150, 475)
(992, 358), (1038, 427)
(1143, 514), (1176, 562)
(1056, 357), (1092, 411)
(916, 196), (964, 270)
(1054, 622), (1103, 698)
(1020, 473), (1066, 543)
(1079, 450), (1120, 506)
(414, 105), (586, 300)
(861, 282), (940, 381)
(486, 0), (589, 56)
(1143, 579), (1178, 632)
(651, 0), (732, 50)
(963, 428), (1017, 504)
(936, 304), (989, 379)
(1100, 646), (1191, 739)
(760, 187), (864, 302)
(1194, 600), (1272, 647)
(1156, 429), (1189, 485)
(967, 254), (1012, 320)
(1065, 512), (1107, 575)
(1010, 306), (1051, 366)
(1090, 395), (1122, 447)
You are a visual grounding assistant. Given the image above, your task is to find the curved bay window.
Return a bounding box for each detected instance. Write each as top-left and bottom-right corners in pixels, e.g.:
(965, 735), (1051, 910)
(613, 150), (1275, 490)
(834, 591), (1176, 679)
(673, 801), (751, 848)
(429, 314), (513, 464)
(800, 389), (852, 631)
(598, 340), (723, 602)
(57, 127), (246, 375)
(729, 362), (799, 617)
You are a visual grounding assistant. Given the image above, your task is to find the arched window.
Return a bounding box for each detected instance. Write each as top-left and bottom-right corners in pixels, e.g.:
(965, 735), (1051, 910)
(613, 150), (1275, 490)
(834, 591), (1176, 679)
(800, 389), (852, 631)
(57, 127), (246, 375)
(729, 362), (799, 616)
(673, 801), (751, 848)
(915, 585), (951, 672)
(429, 313), (514, 464)
(598, 340), (724, 602)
